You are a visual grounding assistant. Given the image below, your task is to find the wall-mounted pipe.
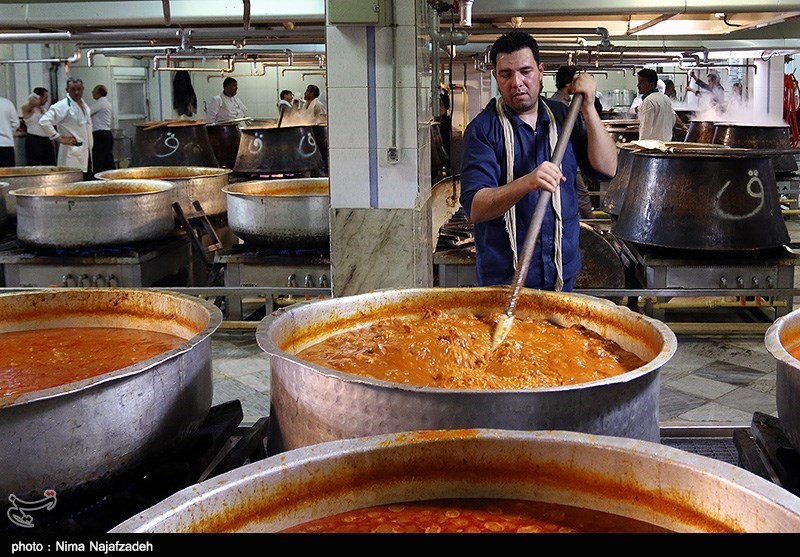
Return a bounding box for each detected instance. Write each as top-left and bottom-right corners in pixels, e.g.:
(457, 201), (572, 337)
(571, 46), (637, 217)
(428, 3), (469, 123)
(0, 46), (81, 65)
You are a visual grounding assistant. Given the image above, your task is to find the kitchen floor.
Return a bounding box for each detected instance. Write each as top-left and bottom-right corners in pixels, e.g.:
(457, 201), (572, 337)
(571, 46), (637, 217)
(208, 218), (800, 431)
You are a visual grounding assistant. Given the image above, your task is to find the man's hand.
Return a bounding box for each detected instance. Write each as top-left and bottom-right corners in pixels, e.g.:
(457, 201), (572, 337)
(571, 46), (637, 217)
(527, 161), (565, 193)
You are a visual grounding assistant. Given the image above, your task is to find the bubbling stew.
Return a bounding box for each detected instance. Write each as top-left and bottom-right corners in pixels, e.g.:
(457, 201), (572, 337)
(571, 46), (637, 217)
(0, 327), (186, 398)
(279, 498), (674, 533)
(296, 309), (646, 389)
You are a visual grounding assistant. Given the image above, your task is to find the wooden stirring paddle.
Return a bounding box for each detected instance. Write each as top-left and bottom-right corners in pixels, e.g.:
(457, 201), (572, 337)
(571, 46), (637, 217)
(491, 93), (585, 350)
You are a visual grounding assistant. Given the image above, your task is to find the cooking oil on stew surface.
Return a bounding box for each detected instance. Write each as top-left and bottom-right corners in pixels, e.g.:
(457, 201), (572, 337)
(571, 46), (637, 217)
(279, 498), (675, 533)
(296, 309), (645, 389)
(0, 327), (186, 397)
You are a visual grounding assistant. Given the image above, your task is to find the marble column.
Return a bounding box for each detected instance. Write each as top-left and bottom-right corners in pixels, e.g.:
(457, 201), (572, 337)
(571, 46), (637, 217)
(325, 0), (434, 297)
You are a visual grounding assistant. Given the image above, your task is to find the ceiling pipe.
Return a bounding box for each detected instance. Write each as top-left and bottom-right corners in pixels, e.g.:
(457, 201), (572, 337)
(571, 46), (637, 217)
(626, 13), (679, 36)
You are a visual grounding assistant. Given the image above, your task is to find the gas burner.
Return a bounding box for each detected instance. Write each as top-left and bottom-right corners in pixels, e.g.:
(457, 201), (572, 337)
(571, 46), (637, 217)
(734, 412), (800, 496)
(0, 400), (268, 534)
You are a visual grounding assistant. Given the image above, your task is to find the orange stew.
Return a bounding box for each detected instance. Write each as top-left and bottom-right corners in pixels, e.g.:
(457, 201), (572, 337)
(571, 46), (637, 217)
(0, 327), (186, 398)
(789, 343), (800, 361)
(296, 309), (645, 389)
(279, 498), (671, 534)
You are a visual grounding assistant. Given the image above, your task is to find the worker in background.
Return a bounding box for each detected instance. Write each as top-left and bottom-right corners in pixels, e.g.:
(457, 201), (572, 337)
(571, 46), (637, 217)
(90, 84), (115, 172)
(39, 76), (93, 178)
(459, 31), (617, 292)
(277, 89), (302, 126)
(0, 94), (19, 168)
(21, 87), (56, 166)
(301, 84), (327, 125)
(549, 65), (597, 219)
(688, 70), (726, 113)
(207, 77), (247, 123)
(636, 68), (678, 142)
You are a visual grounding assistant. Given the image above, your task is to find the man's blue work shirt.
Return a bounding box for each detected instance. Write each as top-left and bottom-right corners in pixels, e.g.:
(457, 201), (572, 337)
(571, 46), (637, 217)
(459, 96), (613, 291)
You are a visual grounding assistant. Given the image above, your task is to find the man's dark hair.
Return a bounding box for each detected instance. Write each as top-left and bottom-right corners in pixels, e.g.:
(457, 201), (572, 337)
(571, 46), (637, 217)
(555, 66), (579, 90)
(33, 87), (47, 97)
(306, 84), (320, 98)
(490, 31), (541, 68)
(280, 89), (292, 100)
(222, 77), (237, 88)
(94, 84), (108, 97)
(637, 68), (659, 87)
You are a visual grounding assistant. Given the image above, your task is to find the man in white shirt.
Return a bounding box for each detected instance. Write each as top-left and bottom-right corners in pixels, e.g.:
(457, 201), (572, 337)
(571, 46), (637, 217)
(302, 84), (327, 125)
(636, 69), (677, 142)
(90, 84), (115, 172)
(0, 95), (20, 167)
(207, 77), (247, 123)
(39, 76), (94, 177)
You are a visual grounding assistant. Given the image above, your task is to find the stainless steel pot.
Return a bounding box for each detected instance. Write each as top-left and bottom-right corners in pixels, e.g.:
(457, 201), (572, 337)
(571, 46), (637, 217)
(10, 180), (177, 248)
(0, 166), (83, 216)
(765, 308), (800, 450)
(132, 121), (219, 168)
(95, 166), (231, 216)
(611, 149), (790, 251)
(223, 178), (330, 247)
(0, 288), (222, 501)
(234, 125), (326, 175)
(110, 429), (800, 533)
(255, 287), (677, 453)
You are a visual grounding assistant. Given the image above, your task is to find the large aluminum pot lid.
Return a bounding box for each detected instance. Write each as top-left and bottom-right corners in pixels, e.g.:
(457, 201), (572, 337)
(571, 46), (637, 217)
(95, 166), (231, 180)
(0, 166), (82, 178)
(9, 179), (175, 197)
(109, 428), (800, 534)
(223, 178), (329, 198)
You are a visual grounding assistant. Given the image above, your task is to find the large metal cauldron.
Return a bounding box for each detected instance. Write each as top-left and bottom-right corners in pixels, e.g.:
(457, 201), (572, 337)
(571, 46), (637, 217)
(95, 166), (231, 216)
(764, 308), (800, 451)
(0, 166), (83, 216)
(205, 121), (242, 169)
(223, 178), (329, 247)
(10, 180), (177, 248)
(612, 150), (790, 251)
(684, 120), (716, 143)
(601, 142), (730, 218)
(111, 429), (800, 533)
(256, 287), (677, 453)
(0, 288), (222, 501)
(713, 122), (798, 174)
(234, 125), (325, 175)
(132, 120), (218, 168)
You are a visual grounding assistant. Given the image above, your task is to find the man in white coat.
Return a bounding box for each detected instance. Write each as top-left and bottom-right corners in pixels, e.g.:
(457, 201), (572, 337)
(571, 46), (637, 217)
(39, 77), (93, 177)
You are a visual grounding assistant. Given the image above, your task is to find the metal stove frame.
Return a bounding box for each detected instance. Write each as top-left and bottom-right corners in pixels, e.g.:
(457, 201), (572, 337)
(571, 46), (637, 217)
(0, 233), (193, 288)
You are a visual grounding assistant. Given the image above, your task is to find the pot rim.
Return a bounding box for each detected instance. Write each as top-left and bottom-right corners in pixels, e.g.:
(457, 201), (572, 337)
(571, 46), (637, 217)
(95, 167), (232, 180)
(223, 177), (330, 198)
(9, 179), (176, 198)
(109, 428), (800, 533)
(765, 310), (798, 368)
(0, 288), (223, 408)
(255, 286), (678, 393)
(0, 166), (83, 178)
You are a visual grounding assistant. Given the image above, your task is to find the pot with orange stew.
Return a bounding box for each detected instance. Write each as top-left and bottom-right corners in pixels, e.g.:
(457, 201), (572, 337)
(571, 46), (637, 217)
(111, 429), (800, 533)
(0, 288), (222, 501)
(255, 287), (677, 454)
(765, 306), (800, 450)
